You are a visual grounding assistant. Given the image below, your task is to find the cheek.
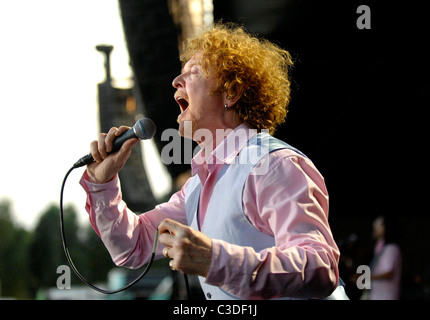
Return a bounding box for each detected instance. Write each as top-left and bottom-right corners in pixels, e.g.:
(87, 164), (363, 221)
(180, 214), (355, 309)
(187, 80), (223, 116)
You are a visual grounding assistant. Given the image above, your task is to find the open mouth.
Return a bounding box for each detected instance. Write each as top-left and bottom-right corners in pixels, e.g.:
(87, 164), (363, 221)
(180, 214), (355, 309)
(176, 96), (189, 112)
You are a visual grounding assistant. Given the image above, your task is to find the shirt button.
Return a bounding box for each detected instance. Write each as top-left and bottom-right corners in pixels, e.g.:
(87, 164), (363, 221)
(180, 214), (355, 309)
(206, 292), (212, 299)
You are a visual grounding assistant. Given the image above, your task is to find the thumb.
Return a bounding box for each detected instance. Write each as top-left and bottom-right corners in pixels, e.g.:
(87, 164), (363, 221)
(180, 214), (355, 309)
(112, 137), (139, 166)
(120, 137), (139, 154)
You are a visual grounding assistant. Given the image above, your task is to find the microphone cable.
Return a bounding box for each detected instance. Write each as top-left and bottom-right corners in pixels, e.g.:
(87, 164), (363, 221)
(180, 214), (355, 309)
(59, 166), (159, 295)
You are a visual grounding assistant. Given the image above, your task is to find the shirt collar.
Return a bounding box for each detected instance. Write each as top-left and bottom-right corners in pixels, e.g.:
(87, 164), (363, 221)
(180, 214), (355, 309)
(191, 123), (258, 175)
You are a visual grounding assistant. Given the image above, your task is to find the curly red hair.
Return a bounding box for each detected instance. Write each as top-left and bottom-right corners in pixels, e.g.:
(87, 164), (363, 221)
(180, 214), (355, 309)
(181, 23), (294, 134)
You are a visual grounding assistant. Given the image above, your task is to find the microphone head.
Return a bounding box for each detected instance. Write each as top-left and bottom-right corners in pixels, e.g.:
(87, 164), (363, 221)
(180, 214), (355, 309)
(133, 118), (156, 140)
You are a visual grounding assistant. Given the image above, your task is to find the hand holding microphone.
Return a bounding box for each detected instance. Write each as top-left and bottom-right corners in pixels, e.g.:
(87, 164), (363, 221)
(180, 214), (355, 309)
(75, 118), (156, 184)
(60, 118), (158, 294)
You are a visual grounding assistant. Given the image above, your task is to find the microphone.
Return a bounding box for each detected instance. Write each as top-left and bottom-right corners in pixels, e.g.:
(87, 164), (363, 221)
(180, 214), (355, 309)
(73, 118), (156, 168)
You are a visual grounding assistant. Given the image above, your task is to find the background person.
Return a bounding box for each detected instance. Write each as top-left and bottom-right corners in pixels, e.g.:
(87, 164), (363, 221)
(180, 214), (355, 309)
(368, 215), (402, 300)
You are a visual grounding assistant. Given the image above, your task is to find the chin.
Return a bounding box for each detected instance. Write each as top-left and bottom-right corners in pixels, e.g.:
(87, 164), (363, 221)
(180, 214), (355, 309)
(178, 121), (192, 140)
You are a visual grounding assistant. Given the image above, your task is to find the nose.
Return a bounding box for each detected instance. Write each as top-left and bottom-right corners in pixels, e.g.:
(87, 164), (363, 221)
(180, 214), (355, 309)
(172, 73), (184, 89)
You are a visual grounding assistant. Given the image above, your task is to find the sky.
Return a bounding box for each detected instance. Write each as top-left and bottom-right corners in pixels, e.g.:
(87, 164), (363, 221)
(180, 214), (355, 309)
(0, 1), (171, 230)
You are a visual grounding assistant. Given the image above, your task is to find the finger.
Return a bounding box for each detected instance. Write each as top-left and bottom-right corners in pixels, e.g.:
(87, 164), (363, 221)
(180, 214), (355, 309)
(115, 125), (131, 137)
(106, 126), (130, 154)
(158, 230), (175, 248)
(105, 127), (119, 153)
(118, 138), (139, 156)
(158, 219), (190, 257)
(158, 218), (184, 237)
(89, 140), (102, 163)
(97, 132), (109, 160)
(162, 247), (170, 259)
(169, 259), (176, 271)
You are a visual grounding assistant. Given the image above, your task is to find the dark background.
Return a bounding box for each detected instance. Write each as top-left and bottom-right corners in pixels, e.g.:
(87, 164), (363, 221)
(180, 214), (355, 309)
(118, 0), (429, 298)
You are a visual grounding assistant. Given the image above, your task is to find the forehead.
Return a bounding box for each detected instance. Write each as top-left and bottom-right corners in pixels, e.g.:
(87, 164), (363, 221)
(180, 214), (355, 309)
(183, 51), (203, 66)
(181, 52), (218, 86)
(182, 58), (201, 71)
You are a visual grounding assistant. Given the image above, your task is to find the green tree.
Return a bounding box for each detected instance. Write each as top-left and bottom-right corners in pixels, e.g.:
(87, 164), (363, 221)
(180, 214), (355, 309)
(81, 224), (115, 283)
(0, 199), (32, 299)
(28, 203), (82, 292)
(28, 202), (117, 295)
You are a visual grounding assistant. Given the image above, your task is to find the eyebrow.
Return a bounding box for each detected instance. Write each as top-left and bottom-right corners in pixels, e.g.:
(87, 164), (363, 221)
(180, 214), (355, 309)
(182, 60), (201, 73)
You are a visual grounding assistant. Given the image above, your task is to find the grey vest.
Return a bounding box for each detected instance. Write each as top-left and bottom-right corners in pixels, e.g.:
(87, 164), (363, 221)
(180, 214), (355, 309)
(185, 132), (348, 300)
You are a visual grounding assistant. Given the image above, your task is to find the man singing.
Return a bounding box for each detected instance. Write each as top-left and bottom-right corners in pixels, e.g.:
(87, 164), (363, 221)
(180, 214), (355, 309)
(80, 23), (347, 300)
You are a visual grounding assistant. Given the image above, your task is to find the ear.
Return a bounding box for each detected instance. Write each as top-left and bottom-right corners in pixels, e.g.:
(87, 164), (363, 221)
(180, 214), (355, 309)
(223, 88), (243, 109)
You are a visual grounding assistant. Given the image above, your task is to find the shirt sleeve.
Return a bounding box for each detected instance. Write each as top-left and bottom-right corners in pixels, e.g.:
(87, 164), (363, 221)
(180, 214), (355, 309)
(80, 171), (188, 269)
(204, 149), (340, 299)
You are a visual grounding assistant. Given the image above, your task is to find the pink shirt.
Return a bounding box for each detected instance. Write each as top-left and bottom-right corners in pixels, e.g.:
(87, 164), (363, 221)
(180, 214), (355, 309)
(370, 239), (402, 300)
(80, 124), (339, 299)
